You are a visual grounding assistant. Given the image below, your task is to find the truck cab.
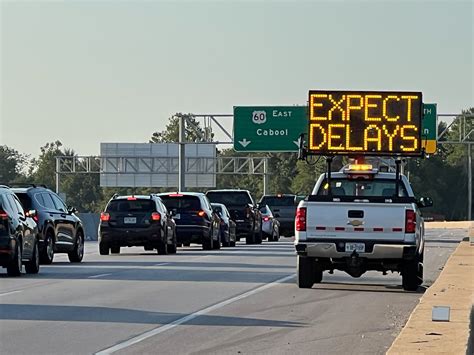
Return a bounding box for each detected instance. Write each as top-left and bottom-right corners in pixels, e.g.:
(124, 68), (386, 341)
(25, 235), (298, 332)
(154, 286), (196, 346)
(295, 163), (432, 291)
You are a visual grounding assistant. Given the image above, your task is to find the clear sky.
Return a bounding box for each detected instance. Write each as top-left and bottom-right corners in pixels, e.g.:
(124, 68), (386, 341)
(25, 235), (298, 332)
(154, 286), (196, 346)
(1, 0), (472, 157)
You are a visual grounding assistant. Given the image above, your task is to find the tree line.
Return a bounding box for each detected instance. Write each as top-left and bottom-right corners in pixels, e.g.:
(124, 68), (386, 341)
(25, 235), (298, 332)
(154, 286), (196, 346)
(1, 109), (472, 220)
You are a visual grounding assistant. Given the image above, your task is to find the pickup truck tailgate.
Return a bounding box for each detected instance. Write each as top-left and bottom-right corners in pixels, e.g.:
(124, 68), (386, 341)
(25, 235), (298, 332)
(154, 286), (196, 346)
(305, 202), (407, 241)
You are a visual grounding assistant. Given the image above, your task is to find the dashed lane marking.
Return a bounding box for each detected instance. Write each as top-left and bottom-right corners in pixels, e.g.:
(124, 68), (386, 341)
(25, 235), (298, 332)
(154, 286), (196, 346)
(95, 273), (296, 354)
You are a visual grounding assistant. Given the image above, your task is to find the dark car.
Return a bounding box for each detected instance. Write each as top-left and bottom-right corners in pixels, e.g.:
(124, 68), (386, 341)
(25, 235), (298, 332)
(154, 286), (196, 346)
(12, 184), (85, 264)
(98, 194), (177, 255)
(211, 203), (236, 247)
(157, 192), (220, 250)
(206, 189), (262, 244)
(0, 186), (40, 276)
(258, 194), (297, 237)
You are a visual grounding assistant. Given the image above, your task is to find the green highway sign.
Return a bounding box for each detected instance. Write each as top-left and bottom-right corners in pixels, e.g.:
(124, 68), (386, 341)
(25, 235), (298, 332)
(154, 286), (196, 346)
(233, 106), (307, 152)
(422, 103), (437, 154)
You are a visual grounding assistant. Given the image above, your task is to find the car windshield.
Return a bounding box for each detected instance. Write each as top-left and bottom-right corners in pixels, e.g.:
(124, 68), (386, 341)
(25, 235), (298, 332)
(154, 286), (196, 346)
(206, 192), (252, 206)
(160, 195), (201, 211)
(107, 199), (155, 213)
(260, 196), (295, 206)
(317, 179), (408, 197)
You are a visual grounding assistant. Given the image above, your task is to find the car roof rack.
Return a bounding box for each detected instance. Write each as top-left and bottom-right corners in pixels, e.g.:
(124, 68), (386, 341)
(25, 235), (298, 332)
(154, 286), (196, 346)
(8, 183), (48, 189)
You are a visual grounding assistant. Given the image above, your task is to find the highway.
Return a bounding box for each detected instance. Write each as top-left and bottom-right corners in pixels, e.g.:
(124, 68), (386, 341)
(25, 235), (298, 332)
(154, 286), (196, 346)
(0, 228), (467, 355)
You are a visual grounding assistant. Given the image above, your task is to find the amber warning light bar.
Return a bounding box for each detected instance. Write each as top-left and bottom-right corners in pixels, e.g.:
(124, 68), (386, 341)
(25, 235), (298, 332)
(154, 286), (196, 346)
(307, 90), (423, 156)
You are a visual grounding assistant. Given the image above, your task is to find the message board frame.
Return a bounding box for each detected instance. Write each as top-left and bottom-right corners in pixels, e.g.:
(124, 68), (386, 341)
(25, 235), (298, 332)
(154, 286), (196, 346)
(307, 90), (423, 157)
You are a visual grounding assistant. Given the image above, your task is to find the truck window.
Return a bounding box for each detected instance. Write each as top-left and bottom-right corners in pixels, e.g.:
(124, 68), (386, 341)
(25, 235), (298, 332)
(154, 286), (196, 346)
(206, 191), (253, 206)
(317, 179), (408, 197)
(260, 196), (295, 206)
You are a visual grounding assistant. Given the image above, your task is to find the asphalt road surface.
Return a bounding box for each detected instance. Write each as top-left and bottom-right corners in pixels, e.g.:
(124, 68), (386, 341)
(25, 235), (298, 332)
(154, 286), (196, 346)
(0, 228), (467, 355)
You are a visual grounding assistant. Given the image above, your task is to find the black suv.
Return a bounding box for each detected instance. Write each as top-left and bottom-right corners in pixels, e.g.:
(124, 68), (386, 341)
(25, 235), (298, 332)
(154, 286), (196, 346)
(206, 189), (262, 244)
(12, 185), (85, 264)
(157, 192), (221, 250)
(98, 195), (177, 255)
(0, 186), (40, 276)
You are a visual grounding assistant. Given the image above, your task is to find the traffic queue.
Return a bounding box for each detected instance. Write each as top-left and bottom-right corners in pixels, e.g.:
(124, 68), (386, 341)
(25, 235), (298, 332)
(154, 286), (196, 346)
(0, 183), (298, 276)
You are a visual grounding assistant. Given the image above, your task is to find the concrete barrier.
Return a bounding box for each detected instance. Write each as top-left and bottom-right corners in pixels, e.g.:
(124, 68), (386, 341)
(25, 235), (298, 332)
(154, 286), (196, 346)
(425, 221), (473, 229)
(387, 240), (474, 354)
(77, 213), (100, 241)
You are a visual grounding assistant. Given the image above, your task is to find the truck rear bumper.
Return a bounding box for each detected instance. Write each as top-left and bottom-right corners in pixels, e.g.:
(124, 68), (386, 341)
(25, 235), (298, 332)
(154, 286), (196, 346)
(295, 242), (416, 259)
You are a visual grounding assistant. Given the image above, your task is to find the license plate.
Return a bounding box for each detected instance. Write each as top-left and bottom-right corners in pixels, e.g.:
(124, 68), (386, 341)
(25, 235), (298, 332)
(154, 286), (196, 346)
(173, 214), (180, 220)
(345, 242), (365, 253)
(124, 217), (136, 224)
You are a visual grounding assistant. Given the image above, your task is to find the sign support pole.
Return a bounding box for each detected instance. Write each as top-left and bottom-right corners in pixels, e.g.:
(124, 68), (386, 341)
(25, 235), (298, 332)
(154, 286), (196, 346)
(55, 158), (60, 194)
(263, 158), (269, 196)
(178, 115), (186, 192)
(468, 143), (472, 220)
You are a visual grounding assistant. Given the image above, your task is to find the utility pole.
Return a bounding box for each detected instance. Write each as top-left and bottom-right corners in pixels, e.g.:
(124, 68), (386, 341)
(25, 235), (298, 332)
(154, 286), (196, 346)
(178, 115), (186, 192)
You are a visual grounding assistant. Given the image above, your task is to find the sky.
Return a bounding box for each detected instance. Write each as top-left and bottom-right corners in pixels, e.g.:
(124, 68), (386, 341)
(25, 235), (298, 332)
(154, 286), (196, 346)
(1, 0), (472, 157)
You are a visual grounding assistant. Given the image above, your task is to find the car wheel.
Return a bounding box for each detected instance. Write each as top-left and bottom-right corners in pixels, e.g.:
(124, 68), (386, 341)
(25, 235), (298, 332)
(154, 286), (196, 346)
(7, 242), (22, 277)
(25, 241), (40, 274)
(167, 242), (177, 254)
(245, 226), (255, 244)
(255, 229), (263, 245)
(222, 240), (229, 247)
(230, 239), (236, 247)
(297, 255), (315, 289)
(99, 242), (109, 255)
(202, 235), (213, 250)
(183, 242), (191, 247)
(157, 241), (167, 255)
(144, 245), (154, 251)
(40, 232), (54, 264)
(111, 246), (121, 254)
(212, 230), (221, 250)
(68, 232), (84, 263)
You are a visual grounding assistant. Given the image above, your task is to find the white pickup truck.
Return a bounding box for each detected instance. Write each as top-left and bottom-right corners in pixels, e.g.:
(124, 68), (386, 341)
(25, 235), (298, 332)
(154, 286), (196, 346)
(294, 164), (432, 291)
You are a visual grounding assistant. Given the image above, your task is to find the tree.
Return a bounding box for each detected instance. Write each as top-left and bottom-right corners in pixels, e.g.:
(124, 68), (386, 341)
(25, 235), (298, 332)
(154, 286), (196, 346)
(0, 145), (27, 183)
(29, 141), (65, 189)
(150, 114), (211, 143)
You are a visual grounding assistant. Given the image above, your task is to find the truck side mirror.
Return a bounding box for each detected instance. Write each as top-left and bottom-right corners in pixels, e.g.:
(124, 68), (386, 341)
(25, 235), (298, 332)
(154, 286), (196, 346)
(418, 197), (433, 208)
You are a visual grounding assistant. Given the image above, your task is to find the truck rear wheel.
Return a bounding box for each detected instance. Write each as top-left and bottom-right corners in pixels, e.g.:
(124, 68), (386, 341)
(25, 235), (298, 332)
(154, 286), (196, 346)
(402, 258), (422, 291)
(297, 255), (315, 288)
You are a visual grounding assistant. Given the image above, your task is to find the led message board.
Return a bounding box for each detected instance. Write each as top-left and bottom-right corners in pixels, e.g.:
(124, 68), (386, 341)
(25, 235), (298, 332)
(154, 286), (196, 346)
(308, 91), (423, 156)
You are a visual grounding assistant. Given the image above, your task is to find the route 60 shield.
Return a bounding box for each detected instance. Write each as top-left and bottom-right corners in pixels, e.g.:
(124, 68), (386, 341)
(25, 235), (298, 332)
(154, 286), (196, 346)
(252, 111), (266, 125)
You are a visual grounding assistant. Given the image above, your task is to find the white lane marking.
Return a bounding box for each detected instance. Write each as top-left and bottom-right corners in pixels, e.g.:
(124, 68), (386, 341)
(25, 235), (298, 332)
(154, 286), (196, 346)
(88, 273), (113, 279)
(0, 290), (22, 297)
(154, 263), (169, 267)
(95, 273), (296, 355)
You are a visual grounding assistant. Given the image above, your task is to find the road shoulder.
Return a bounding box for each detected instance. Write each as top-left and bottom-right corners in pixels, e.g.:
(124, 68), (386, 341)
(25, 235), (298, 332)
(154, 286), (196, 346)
(388, 240), (474, 354)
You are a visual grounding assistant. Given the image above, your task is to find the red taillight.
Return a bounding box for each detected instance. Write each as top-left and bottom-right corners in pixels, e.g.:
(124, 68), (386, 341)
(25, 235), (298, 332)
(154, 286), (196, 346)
(295, 207), (306, 232)
(0, 210), (8, 220)
(405, 210), (416, 233)
(151, 212), (161, 221)
(33, 216), (39, 222)
(169, 193), (183, 197)
(263, 216), (271, 222)
(197, 210), (206, 217)
(127, 196), (137, 201)
(100, 212), (110, 222)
